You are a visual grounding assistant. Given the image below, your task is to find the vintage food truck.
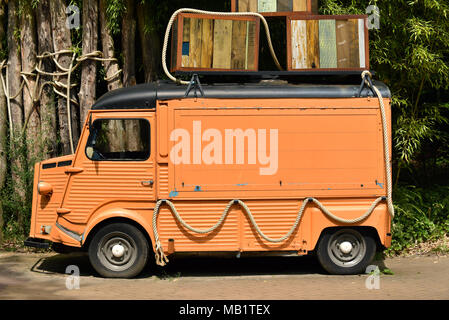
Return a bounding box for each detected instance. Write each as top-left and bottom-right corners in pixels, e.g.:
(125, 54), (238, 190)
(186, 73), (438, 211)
(25, 79), (393, 278)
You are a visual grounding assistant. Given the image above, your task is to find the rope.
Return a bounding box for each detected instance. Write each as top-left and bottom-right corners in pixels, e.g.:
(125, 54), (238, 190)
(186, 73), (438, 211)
(152, 196), (386, 266)
(162, 8), (284, 85)
(0, 50), (122, 152)
(361, 70), (395, 218)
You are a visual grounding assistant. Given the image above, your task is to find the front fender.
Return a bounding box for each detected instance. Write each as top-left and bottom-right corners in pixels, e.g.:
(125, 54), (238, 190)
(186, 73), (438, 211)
(82, 207), (155, 248)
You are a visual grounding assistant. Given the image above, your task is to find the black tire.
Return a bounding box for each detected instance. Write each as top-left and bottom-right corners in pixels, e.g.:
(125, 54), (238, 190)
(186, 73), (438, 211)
(316, 228), (376, 275)
(88, 223), (149, 278)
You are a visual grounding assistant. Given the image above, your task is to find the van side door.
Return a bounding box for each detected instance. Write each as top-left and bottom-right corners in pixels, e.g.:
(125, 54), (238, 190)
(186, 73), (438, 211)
(58, 111), (156, 226)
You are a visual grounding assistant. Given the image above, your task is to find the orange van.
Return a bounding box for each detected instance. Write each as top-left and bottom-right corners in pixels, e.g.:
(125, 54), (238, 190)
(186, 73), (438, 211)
(25, 79), (393, 278)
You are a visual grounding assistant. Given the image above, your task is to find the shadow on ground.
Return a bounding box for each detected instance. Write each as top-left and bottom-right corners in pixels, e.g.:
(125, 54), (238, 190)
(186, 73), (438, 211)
(29, 251), (390, 279)
(0, 255), (69, 299)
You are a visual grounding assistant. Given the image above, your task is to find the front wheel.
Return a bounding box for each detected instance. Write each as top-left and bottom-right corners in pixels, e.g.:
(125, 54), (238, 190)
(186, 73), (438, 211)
(316, 228), (376, 275)
(88, 223), (149, 278)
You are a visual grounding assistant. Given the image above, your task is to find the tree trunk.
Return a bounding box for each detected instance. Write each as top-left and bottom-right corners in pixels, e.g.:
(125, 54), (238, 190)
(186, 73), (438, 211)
(137, 1), (160, 83)
(21, 2), (40, 163)
(50, 0), (79, 155)
(99, 0), (122, 91)
(79, 0), (98, 128)
(7, 0), (22, 136)
(7, 0), (26, 225)
(122, 0), (141, 150)
(122, 0), (136, 87)
(99, 0), (126, 151)
(36, 0), (57, 158)
(0, 0), (5, 183)
(0, 0), (6, 244)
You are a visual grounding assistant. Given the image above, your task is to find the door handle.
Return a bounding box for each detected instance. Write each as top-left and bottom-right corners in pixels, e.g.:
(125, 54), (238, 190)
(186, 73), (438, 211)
(141, 180), (154, 187)
(65, 167), (84, 174)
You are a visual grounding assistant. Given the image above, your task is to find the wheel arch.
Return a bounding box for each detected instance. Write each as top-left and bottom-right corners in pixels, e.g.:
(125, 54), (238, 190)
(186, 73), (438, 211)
(82, 210), (155, 252)
(312, 226), (382, 253)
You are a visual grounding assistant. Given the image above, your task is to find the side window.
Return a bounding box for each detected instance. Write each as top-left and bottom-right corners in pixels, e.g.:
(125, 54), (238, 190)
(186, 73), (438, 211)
(86, 119), (150, 161)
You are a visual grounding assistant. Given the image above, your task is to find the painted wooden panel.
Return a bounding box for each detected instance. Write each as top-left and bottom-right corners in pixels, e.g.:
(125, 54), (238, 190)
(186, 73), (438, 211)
(291, 20), (307, 69)
(306, 19), (320, 68)
(181, 18), (190, 67)
(239, 0), (249, 11)
(293, 0), (307, 11)
(236, 0), (311, 13)
(231, 20), (248, 69)
(358, 19), (366, 68)
(174, 14), (259, 71)
(200, 19), (214, 68)
(277, 0), (292, 12)
(188, 18), (203, 68)
(212, 19), (233, 69)
(239, 0), (258, 11)
(246, 21), (257, 70)
(336, 19), (359, 68)
(319, 19), (337, 68)
(258, 0), (277, 12)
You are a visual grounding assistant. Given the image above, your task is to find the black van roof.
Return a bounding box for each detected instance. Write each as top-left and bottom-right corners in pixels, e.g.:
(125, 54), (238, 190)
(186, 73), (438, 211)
(92, 80), (391, 110)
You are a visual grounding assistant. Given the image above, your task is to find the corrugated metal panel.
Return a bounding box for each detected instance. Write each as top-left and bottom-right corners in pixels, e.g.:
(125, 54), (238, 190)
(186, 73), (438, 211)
(35, 171), (68, 229)
(158, 164), (169, 198)
(241, 200), (302, 250)
(63, 161), (155, 224)
(157, 201), (239, 251)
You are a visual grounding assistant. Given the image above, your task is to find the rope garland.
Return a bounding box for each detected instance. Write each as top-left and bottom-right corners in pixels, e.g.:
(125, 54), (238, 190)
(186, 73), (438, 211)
(152, 196), (387, 266)
(0, 50), (122, 153)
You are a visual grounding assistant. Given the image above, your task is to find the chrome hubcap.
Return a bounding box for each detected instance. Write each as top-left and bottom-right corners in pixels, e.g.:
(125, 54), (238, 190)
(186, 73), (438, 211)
(98, 232), (138, 272)
(112, 244), (125, 258)
(339, 241), (353, 254)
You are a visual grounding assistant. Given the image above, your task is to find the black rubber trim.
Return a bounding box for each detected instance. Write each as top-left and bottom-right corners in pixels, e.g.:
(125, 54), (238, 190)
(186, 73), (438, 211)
(42, 163), (57, 169)
(92, 80), (391, 110)
(57, 160), (72, 167)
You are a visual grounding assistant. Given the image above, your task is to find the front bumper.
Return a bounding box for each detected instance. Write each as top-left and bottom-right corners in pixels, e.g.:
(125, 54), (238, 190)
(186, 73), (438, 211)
(24, 237), (50, 249)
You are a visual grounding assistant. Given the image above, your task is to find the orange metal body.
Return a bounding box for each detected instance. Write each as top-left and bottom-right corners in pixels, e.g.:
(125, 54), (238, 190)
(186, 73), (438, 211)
(29, 96), (392, 255)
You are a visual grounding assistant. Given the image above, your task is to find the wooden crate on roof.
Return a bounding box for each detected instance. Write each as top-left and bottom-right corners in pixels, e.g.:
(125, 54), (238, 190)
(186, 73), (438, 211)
(231, 0), (318, 16)
(171, 13), (260, 72)
(287, 15), (370, 72)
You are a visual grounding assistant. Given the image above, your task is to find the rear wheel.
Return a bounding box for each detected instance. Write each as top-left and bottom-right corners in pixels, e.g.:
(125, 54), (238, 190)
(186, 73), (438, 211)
(316, 228), (376, 275)
(88, 223), (149, 278)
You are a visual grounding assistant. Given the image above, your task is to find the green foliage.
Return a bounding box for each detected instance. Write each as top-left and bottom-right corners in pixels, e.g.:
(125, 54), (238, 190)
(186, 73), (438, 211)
(381, 268), (394, 275)
(1, 128), (50, 239)
(395, 103), (448, 165)
(321, 0), (449, 184)
(388, 185), (449, 253)
(106, 0), (126, 35)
